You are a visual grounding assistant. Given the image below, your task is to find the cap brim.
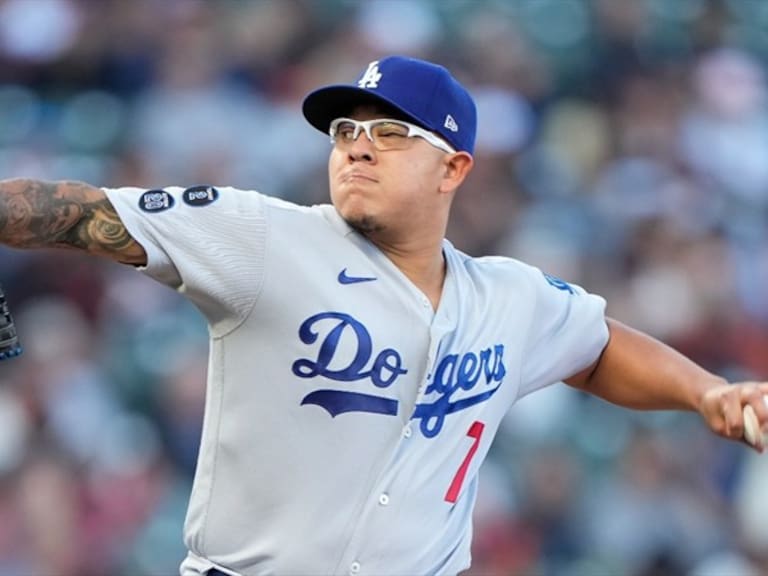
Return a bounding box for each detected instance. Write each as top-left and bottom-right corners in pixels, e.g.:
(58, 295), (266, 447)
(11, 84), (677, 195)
(302, 85), (425, 135)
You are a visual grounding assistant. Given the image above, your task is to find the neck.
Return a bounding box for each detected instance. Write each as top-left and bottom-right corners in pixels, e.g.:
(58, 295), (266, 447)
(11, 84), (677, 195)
(369, 234), (447, 311)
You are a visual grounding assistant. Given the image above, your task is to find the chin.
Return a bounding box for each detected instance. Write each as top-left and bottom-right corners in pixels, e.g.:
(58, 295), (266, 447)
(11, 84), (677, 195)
(343, 213), (384, 235)
(333, 194), (383, 235)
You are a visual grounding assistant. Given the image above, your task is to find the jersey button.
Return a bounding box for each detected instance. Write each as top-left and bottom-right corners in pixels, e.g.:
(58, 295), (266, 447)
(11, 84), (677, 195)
(378, 493), (390, 506)
(349, 561), (361, 574)
(403, 425), (412, 438)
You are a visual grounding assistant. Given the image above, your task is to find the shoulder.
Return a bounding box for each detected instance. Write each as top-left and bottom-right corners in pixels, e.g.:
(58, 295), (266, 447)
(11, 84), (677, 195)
(445, 242), (593, 299)
(106, 185), (335, 223)
(445, 242), (543, 283)
(264, 198), (352, 236)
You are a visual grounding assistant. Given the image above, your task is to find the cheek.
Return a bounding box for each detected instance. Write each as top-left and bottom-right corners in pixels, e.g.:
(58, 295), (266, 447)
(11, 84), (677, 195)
(396, 158), (442, 193)
(328, 153), (344, 195)
(328, 151), (341, 179)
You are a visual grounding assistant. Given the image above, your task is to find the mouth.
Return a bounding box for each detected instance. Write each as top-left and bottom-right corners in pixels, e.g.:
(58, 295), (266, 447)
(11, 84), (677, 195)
(340, 171), (378, 184)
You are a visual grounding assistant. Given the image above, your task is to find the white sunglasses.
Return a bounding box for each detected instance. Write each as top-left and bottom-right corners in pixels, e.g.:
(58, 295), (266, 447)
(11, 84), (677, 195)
(329, 117), (456, 154)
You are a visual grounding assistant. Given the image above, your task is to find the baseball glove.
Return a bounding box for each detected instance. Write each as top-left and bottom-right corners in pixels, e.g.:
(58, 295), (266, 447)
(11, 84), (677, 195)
(0, 285), (21, 360)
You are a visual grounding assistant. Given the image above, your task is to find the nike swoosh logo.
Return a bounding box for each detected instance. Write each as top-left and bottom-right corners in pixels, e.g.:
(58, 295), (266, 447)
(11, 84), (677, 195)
(338, 268), (377, 284)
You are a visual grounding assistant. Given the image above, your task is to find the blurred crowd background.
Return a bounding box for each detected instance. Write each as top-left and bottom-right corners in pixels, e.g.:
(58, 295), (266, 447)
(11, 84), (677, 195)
(0, 0), (767, 574)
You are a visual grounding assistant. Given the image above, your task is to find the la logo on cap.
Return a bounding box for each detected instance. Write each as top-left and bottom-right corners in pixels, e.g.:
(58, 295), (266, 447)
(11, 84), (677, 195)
(358, 61), (382, 88)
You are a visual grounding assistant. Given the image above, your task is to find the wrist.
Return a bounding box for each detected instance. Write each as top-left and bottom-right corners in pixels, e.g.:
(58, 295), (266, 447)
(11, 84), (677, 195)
(695, 376), (729, 413)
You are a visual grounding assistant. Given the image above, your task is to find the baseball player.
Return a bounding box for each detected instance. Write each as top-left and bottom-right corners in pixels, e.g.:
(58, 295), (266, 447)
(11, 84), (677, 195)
(0, 56), (767, 576)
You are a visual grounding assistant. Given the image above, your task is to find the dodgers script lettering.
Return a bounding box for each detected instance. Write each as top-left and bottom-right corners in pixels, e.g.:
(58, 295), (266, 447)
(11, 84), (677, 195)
(292, 311), (506, 436)
(292, 312), (407, 387)
(414, 346), (505, 437)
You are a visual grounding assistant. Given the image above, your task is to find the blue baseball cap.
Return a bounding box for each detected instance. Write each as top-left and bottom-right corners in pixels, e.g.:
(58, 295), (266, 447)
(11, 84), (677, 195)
(302, 56), (477, 154)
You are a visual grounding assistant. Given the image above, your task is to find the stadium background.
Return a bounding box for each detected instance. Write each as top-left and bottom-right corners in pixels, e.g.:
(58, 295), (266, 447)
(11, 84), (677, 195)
(0, 0), (767, 574)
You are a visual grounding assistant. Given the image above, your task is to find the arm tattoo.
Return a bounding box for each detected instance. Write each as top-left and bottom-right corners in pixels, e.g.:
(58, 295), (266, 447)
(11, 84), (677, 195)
(0, 179), (146, 264)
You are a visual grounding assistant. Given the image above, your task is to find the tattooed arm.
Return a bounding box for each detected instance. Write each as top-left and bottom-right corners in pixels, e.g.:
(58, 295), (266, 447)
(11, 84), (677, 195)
(0, 179), (146, 265)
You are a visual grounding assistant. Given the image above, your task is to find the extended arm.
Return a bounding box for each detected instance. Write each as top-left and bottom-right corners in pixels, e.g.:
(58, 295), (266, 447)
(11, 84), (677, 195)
(566, 318), (768, 451)
(0, 178), (146, 265)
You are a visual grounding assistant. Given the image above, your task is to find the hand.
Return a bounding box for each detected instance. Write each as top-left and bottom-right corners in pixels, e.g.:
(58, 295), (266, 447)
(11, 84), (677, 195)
(699, 382), (768, 453)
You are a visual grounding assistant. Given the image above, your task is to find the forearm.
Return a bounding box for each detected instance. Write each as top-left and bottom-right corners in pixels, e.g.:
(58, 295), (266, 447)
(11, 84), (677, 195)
(0, 178), (145, 263)
(0, 178), (95, 249)
(566, 318), (726, 412)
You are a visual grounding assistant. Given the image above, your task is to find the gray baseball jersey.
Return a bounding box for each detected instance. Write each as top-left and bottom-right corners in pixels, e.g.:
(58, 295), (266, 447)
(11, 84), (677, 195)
(104, 185), (609, 576)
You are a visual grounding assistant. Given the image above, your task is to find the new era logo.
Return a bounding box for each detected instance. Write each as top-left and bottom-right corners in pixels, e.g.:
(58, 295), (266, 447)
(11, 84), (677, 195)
(444, 115), (459, 132)
(358, 61), (382, 89)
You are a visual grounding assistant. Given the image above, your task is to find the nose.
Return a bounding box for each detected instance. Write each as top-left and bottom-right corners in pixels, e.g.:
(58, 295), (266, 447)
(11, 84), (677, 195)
(346, 130), (376, 163)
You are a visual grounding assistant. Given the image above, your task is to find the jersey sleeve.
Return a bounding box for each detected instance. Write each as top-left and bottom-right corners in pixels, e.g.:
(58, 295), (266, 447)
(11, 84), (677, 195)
(518, 267), (609, 398)
(103, 185), (268, 335)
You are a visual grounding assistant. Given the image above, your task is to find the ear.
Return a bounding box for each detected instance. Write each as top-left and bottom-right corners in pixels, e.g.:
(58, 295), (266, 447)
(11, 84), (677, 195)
(439, 152), (474, 194)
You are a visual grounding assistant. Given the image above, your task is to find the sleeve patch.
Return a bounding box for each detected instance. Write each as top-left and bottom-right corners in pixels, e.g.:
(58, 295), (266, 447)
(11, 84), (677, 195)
(139, 189), (175, 212)
(182, 185), (219, 207)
